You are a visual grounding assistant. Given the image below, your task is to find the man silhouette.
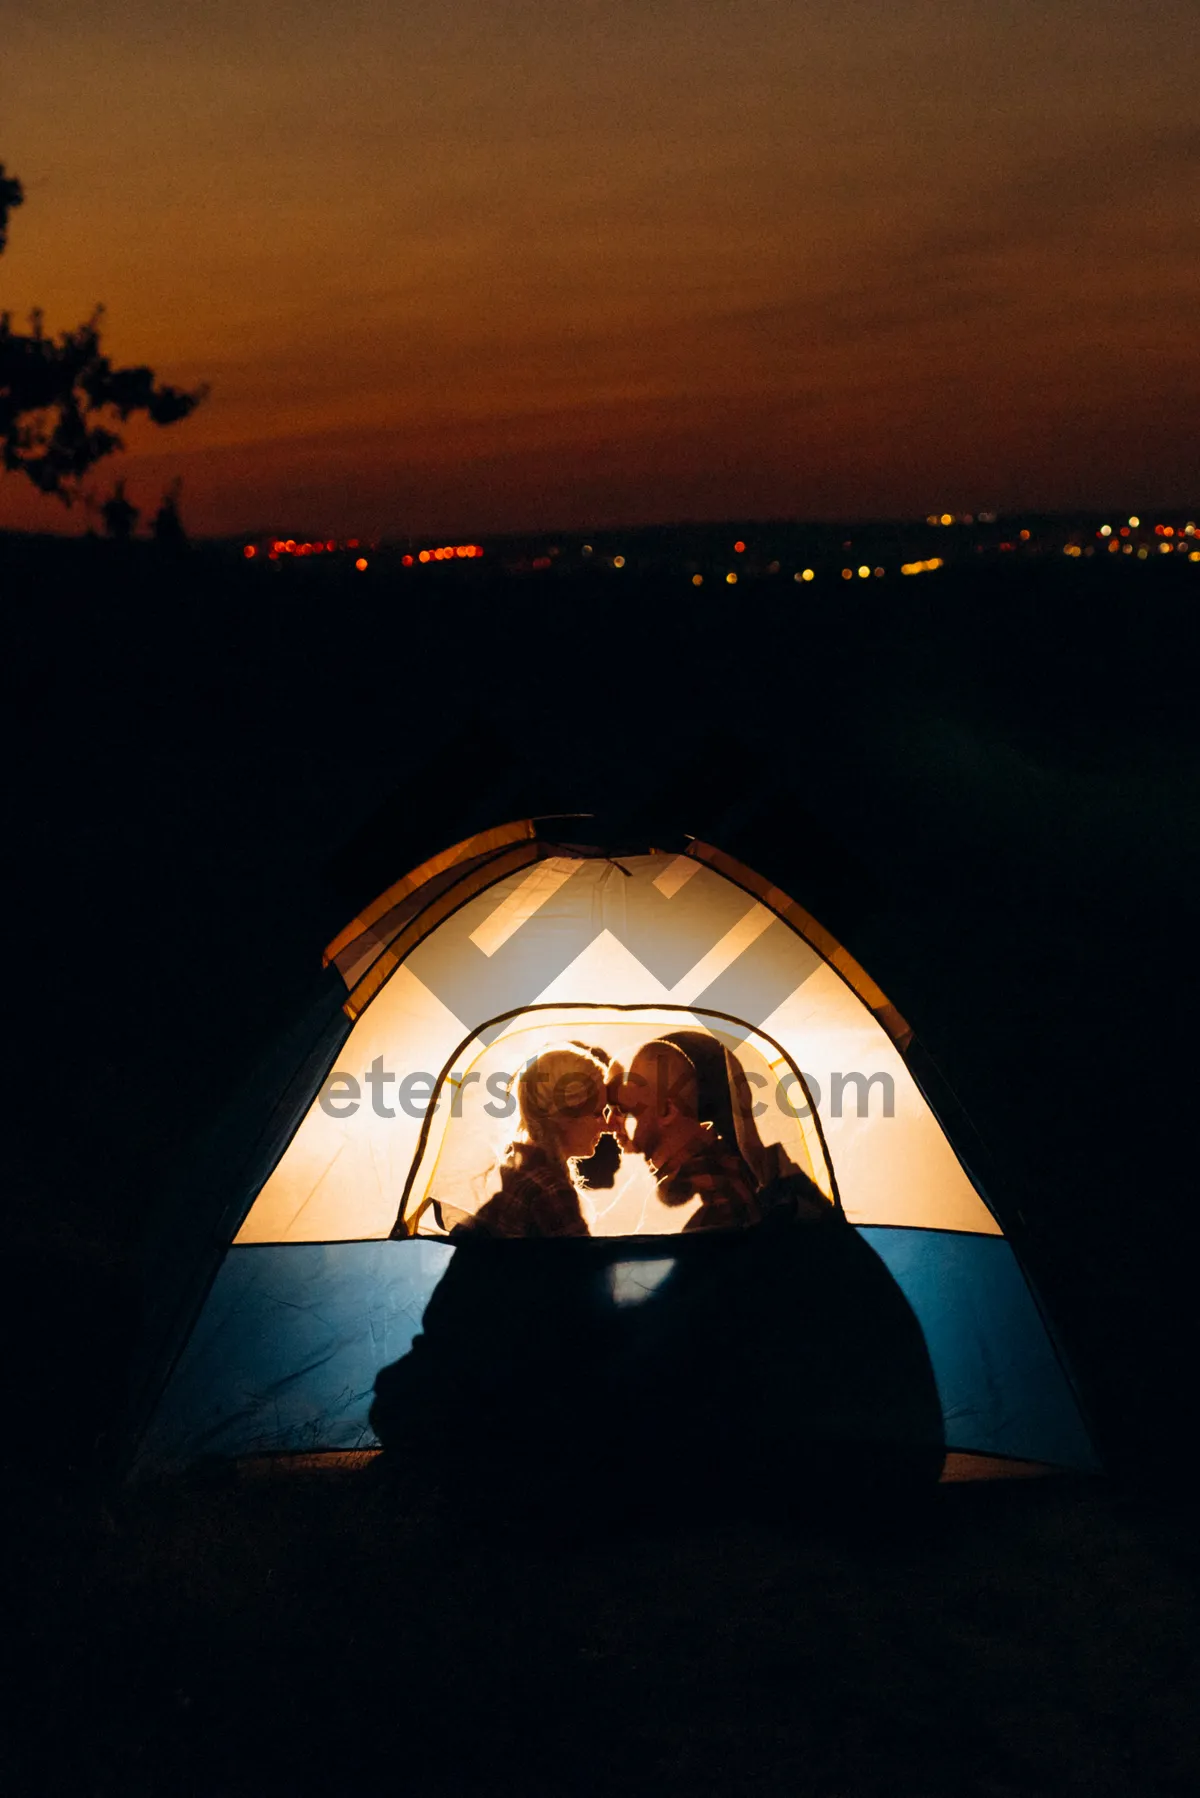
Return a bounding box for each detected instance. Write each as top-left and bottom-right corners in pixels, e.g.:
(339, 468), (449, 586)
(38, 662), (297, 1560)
(615, 1040), (760, 1231)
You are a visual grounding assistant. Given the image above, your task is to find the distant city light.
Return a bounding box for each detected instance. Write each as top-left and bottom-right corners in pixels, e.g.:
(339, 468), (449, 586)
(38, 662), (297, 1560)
(402, 554), (413, 566)
(1129, 516), (1140, 528)
(347, 539), (359, 549)
(243, 545), (255, 558)
(582, 544), (593, 556)
(1019, 529), (1030, 541)
(355, 557), (368, 571)
(1191, 551), (1200, 562)
(1159, 542), (1172, 554)
(419, 550), (430, 563)
(873, 567), (884, 578)
(1138, 547), (1149, 559)
(733, 540), (745, 553)
(726, 572), (737, 584)
(900, 557), (944, 576)
(857, 565), (870, 578)
(692, 574), (703, 586)
(800, 568), (815, 582)
(1099, 525), (1112, 536)
(613, 555), (626, 568)
(940, 513), (954, 526)
(841, 568), (853, 580)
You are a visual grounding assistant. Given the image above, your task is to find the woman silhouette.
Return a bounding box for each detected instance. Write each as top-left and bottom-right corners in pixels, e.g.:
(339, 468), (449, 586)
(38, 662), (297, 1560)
(456, 1045), (611, 1238)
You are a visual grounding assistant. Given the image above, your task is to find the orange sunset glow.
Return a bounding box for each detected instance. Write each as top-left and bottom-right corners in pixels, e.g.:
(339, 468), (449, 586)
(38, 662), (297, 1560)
(3, 2), (1198, 538)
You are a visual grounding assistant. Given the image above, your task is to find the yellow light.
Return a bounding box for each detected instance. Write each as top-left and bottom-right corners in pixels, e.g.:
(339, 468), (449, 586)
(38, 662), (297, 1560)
(940, 513), (953, 526)
(355, 557), (368, 571)
(1159, 542), (1172, 554)
(1137, 547), (1149, 559)
(900, 557), (944, 576)
(855, 564), (867, 578)
(841, 568), (853, 580)
(801, 568), (814, 582)
(726, 572), (738, 584)
(1190, 551), (1200, 562)
(734, 540), (745, 553)
(613, 555), (625, 568)
(692, 574), (703, 586)
(1100, 525), (1112, 536)
(1129, 516), (1140, 528)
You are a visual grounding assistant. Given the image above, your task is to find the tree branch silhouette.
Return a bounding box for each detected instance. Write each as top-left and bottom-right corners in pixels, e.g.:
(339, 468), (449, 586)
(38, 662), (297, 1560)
(0, 160), (209, 505)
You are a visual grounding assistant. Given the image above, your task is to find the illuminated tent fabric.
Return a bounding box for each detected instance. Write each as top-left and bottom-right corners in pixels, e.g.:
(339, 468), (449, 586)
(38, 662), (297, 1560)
(132, 819), (1098, 1476)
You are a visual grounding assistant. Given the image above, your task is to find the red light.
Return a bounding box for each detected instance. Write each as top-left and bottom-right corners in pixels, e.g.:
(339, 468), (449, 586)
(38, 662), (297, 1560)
(1119, 527), (1130, 537)
(402, 553), (413, 566)
(347, 538), (359, 549)
(734, 540), (745, 553)
(326, 540), (336, 552)
(355, 557), (368, 572)
(243, 545), (256, 558)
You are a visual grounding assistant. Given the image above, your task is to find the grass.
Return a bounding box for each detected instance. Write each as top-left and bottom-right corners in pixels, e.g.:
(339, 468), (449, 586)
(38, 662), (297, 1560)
(12, 1461), (1199, 1796)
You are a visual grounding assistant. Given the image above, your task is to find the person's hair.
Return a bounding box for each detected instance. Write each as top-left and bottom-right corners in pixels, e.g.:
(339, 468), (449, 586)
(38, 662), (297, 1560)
(507, 1045), (611, 1177)
(634, 1040), (699, 1119)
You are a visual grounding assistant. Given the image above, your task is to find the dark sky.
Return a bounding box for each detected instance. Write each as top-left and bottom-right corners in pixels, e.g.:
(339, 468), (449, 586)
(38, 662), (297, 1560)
(3, 0), (1197, 536)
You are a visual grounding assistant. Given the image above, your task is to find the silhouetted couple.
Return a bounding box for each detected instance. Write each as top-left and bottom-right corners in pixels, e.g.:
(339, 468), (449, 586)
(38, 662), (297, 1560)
(457, 1038), (770, 1240)
(372, 1033), (944, 1506)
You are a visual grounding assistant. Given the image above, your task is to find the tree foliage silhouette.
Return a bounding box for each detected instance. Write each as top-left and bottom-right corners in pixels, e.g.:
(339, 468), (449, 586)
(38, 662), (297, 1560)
(0, 161), (208, 504)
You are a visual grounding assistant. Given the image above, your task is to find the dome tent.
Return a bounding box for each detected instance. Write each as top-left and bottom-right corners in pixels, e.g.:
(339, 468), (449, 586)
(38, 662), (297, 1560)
(130, 797), (1098, 1483)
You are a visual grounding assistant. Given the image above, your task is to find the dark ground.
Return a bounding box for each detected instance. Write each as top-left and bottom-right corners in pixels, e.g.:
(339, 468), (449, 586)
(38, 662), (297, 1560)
(5, 532), (1199, 1793)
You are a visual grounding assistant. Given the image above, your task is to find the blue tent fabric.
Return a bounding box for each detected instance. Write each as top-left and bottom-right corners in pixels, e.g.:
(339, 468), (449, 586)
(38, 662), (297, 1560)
(136, 1229), (1096, 1473)
(859, 1229), (1099, 1470)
